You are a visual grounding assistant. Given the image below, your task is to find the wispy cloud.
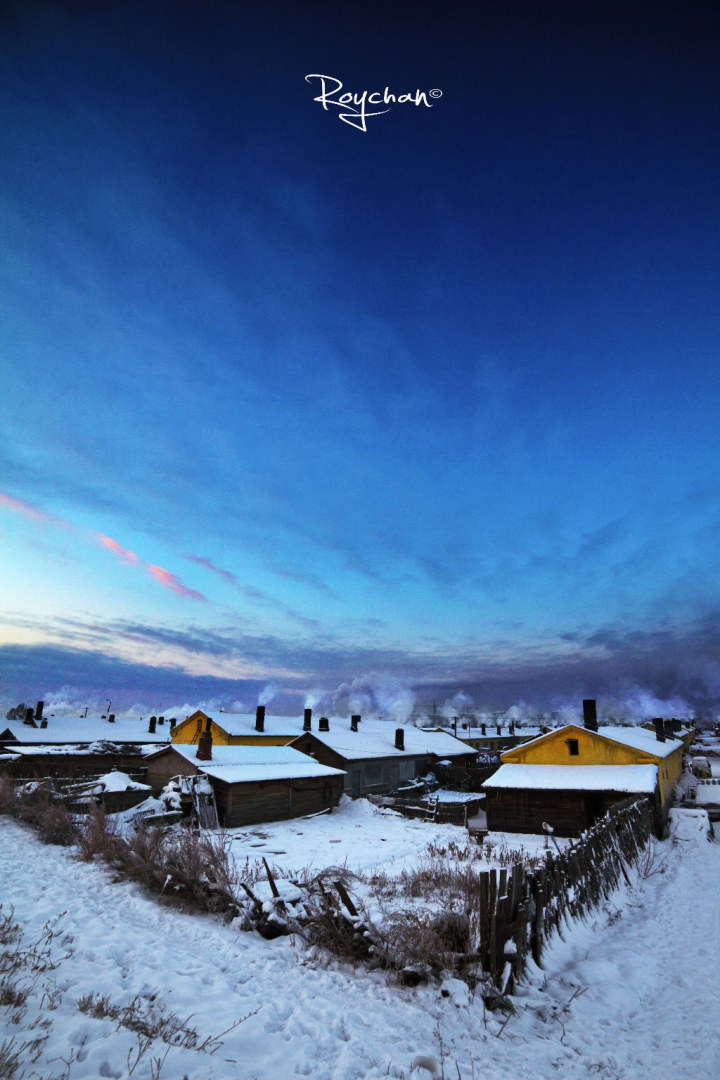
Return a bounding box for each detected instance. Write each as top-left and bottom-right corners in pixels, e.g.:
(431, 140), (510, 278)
(2, 490), (207, 604)
(93, 536), (206, 600)
(147, 565), (206, 602)
(0, 491), (68, 527)
(183, 553), (237, 584)
(94, 533), (140, 565)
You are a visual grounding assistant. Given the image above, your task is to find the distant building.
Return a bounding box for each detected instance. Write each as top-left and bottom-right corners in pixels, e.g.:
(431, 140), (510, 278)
(291, 716), (478, 797)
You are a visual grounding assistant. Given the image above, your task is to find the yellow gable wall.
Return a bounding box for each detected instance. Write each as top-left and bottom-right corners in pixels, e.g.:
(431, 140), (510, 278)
(501, 726), (650, 766)
(501, 724), (683, 808)
(170, 711), (294, 746)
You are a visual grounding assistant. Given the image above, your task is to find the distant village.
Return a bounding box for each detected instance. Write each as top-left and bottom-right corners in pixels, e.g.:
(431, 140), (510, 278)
(1, 697), (712, 840)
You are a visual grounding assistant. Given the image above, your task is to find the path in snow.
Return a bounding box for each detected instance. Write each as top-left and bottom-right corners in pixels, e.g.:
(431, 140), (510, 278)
(1, 809), (719, 1079)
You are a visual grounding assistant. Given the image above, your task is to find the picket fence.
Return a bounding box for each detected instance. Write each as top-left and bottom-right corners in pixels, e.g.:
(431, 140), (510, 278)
(466, 796), (656, 990)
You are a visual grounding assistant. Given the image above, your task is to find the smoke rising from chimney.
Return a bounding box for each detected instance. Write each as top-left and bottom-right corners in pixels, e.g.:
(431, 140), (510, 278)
(332, 674), (416, 723)
(257, 682), (278, 707)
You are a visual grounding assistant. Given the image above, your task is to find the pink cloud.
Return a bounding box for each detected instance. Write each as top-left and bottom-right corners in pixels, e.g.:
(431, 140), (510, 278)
(183, 553), (238, 584)
(147, 564), (207, 601)
(95, 533), (140, 565)
(0, 492), (66, 526)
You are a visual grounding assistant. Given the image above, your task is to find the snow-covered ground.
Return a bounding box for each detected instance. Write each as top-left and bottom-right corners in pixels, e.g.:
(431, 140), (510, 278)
(1, 801), (720, 1080)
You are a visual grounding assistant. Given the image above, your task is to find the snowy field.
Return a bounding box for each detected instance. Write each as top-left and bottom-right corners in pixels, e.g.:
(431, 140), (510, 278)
(1, 800), (720, 1080)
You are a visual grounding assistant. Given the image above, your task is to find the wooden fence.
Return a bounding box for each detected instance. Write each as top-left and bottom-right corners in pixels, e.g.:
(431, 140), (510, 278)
(432, 763), (499, 792)
(466, 795), (656, 990)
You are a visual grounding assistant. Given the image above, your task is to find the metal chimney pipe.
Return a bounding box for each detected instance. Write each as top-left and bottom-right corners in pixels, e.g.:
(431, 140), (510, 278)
(23, 707), (37, 727)
(395, 728), (405, 751)
(34, 700), (44, 722)
(255, 705), (265, 732)
(303, 708), (312, 731)
(582, 699), (598, 732)
(148, 717), (156, 734)
(653, 717), (666, 742)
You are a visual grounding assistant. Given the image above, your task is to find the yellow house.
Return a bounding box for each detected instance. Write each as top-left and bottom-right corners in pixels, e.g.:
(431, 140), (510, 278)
(500, 723), (684, 813)
(171, 707), (303, 748)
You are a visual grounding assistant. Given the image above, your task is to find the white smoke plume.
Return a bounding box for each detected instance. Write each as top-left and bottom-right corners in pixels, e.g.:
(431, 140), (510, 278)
(598, 686), (694, 723)
(41, 687), (108, 716)
(304, 689), (328, 711)
(257, 682), (279, 707)
(332, 674), (416, 723)
(441, 690), (474, 720)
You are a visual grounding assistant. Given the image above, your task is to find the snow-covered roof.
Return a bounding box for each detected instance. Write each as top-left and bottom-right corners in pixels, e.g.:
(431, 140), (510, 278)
(597, 726), (684, 759)
(0, 715), (170, 746)
(695, 779), (720, 807)
(6, 741), (162, 757)
(153, 742), (346, 783)
(298, 721), (475, 761)
(70, 771), (152, 796)
(186, 711), (304, 738)
(483, 763), (659, 792)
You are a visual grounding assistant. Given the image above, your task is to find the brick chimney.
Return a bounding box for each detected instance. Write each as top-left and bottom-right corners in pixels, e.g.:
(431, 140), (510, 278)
(319, 716), (329, 732)
(196, 717), (213, 760)
(395, 728), (405, 750)
(169, 717), (176, 729)
(23, 707), (37, 727)
(108, 713), (115, 723)
(350, 715), (360, 732)
(196, 731), (212, 760)
(34, 701), (44, 723)
(653, 717), (666, 743)
(583, 699), (598, 732)
(255, 705), (265, 732)
(303, 708), (312, 731)
(148, 716), (156, 733)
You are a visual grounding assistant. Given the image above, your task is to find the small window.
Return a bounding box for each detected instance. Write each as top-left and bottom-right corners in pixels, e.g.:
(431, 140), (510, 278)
(567, 738), (579, 756)
(363, 762), (383, 786)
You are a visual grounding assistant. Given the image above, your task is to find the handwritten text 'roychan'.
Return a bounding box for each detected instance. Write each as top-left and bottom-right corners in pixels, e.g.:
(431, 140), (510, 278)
(305, 75), (442, 132)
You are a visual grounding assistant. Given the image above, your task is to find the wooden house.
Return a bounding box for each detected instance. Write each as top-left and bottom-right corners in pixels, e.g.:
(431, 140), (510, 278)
(454, 723), (546, 753)
(483, 715), (685, 836)
(483, 763), (660, 836)
(290, 717), (478, 797)
(0, 711), (168, 781)
(144, 741), (345, 827)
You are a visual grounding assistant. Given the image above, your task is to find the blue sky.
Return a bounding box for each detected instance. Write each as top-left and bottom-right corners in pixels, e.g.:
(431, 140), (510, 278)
(1, 1), (719, 717)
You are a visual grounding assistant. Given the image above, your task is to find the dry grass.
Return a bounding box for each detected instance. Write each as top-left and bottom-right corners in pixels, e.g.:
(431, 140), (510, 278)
(0, 777), (79, 846)
(77, 809), (243, 916)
